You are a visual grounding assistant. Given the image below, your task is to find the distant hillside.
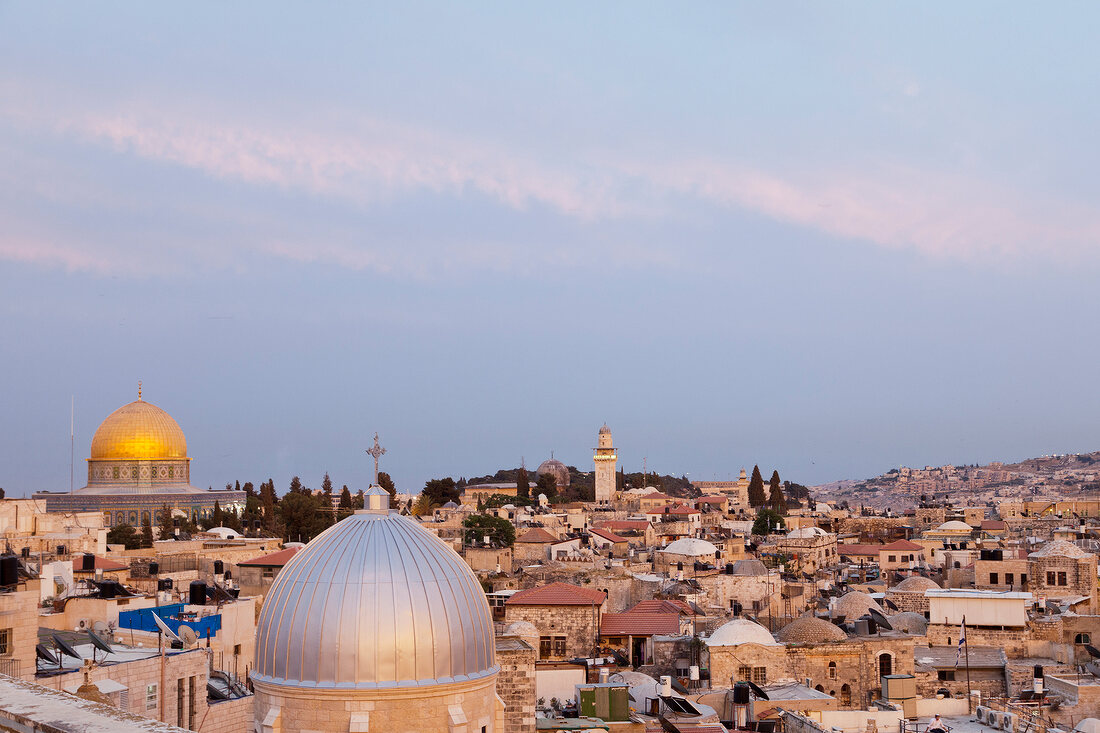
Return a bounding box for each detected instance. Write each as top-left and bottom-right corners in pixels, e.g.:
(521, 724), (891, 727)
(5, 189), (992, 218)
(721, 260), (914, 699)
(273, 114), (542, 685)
(463, 465), (694, 502)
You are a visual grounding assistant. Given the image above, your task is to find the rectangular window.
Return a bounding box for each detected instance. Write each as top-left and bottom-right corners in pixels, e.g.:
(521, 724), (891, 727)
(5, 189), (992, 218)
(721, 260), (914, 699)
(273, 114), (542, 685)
(738, 665), (752, 681)
(1005, 573), (1014, 585)
(539, 636), (566, 658)
(0, 628), (10, 656)
(233, 644), (241, 655)
(1047, 571), (1057, 585)
(262, 568), (274, 581)
(145, 684), (157, 711)
(1058, 572), (1068, 586)
(888, 555), (896, 563)
(1021, 574), (1027, 585)
(753, 667), (767, 684)
(989, 572), (998, 585)
(938, 670), (956, 681)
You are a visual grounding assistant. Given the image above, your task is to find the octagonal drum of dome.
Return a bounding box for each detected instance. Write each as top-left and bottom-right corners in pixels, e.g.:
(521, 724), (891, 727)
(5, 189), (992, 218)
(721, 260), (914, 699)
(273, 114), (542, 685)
(254, 509), (497, 689)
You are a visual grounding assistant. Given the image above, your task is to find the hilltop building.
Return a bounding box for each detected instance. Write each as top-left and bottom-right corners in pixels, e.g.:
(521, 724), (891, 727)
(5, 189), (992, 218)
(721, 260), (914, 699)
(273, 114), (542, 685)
(33, 388), (245, 527)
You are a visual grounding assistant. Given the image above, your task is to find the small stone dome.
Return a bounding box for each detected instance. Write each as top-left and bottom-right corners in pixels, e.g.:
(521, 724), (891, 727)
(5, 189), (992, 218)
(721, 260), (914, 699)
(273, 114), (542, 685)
(731, 559), (768, 576)
(786, 526), (828, 538)
(935, 520), (973, 532)
(254, 509), (497, 689)
(705, 618), (779, 648)
(661, 538), (719, 557)
(888, 612), (929, 635)
(833, 591), (883, 620)
(536, 458), (570, 489)
(776, 616), (848, 644)
(503, 620), (539, 644)
(892, 576), (940, 592)
(599, 424), (612, 435)
(609, 670), (661, 703)
(1029, 539), (1090, 559)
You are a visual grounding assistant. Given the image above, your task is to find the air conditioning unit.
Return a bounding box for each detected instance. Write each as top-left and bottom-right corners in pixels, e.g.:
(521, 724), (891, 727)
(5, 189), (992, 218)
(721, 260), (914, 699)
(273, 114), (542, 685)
(988, 712), (1002, 728)
(1003, 712), (1017, 732)
(975, 706), (990, 724)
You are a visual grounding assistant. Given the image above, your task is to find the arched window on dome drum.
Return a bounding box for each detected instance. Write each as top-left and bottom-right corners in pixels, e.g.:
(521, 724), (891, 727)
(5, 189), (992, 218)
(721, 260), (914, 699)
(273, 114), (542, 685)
(117, 512), (125, 525)
(129, 511), (137, 525)
(141, 511), (150, 525)
(103, 512), (112, 527)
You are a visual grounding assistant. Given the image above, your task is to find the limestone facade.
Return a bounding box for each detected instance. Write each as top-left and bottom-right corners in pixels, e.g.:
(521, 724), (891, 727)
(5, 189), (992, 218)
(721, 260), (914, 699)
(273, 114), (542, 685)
(0, 580), (39, 681)
(252, 673), (502, 733)
(503, 604), (601, 661)
(496, 637), (536, 733)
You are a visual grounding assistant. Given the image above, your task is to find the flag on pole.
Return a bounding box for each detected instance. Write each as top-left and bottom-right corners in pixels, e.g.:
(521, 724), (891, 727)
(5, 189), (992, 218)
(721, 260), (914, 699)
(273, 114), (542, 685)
(955, 619), (966, 667)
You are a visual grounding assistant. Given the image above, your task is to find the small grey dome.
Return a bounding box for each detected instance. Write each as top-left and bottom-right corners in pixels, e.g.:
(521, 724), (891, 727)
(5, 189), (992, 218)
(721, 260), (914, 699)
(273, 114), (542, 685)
(254, 510), (497, 689)
(777, 616), (848, 644)
(834, 591), (883, 620)
(536, 459), (570, 489)
(892, 576), (940, 592)
(889, 612), (929, 635)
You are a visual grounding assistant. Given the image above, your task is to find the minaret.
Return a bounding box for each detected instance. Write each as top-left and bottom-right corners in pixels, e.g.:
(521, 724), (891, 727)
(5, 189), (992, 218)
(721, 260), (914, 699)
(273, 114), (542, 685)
(594, 424), (616, 503)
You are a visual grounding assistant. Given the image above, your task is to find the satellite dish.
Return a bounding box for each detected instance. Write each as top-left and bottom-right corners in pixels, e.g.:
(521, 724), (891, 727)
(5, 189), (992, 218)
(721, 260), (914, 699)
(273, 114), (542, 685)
(36, 644), (58, 665)
(179, 625), (198, 648)
(746, 680), (770, 700)
(93, 621), (110, 636)
(883, 598), (899, 611)
(88, 629), (113, 655)
(52, 634), (82, 661)
(868, 608), (893, 631)
(151, 612), (181, 643)
(1085, 644), (1100, 659)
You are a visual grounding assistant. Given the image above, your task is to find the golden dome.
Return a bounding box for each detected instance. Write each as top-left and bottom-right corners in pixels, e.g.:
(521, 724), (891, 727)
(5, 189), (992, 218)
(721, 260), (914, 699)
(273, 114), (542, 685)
(89, 399), (187, 460)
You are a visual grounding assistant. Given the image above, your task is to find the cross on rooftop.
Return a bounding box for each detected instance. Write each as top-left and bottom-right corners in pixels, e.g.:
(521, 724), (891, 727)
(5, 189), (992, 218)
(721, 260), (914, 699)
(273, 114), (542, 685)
(366, 432), (386, 486)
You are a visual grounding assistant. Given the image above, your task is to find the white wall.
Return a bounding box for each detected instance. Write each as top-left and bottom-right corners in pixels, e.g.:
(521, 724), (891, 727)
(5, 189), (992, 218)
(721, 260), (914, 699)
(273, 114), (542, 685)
(535, 666), (586, 706)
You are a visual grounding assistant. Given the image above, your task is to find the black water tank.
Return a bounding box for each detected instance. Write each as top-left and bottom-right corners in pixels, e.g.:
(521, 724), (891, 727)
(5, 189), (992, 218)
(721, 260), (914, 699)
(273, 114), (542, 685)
(677, 561), (684, 572)
(0, 556), (18, 586)
(165, 577), (174, 589)
(866, 617), (878, 635)
(20, 547), (29, 559)
(1035, 665), (1044, 679)
(726, 563), (735, 575)
(157, 579), (169, 591)
(57, 545), (67, 556)
(980, 549), (992, 560)
(732, 601), (743, 616)
(734, 682), (750, 704)
(189, 581), (207, 606)
(99, 581), (116, 599)
(993, 549), (1003, 561)
(213, 560), (224, 575)
(148, 561), (159, 575)
(81, 554), (95, 571)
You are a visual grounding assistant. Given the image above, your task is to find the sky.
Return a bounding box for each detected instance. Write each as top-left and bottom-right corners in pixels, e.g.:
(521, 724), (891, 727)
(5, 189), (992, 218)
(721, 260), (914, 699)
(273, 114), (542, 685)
(2, 3), (1099, 498)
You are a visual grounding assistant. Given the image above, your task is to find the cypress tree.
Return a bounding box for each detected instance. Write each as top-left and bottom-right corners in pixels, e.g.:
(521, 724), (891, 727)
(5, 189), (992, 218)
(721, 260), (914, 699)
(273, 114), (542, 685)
(769, 470), (787, 515)
(748, 465), (766, 507)
(516, 466), (530, 500)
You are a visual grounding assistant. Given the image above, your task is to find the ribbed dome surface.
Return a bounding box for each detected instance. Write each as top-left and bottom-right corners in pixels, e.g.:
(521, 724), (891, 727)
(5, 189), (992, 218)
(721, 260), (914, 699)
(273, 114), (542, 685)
(777, 616), (848, 644)
(90, 400), (187, 460)
(254, 510), (497, 689)
(888, 612), (929, 635)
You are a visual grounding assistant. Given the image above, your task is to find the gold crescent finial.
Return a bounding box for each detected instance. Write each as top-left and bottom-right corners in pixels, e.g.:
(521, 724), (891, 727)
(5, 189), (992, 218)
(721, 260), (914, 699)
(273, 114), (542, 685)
(138, 380), (142, 400)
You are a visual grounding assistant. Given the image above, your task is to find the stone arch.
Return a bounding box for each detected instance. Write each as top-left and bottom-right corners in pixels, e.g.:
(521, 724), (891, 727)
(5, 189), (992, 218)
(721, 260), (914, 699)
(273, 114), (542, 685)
(878, 651), (893, 677)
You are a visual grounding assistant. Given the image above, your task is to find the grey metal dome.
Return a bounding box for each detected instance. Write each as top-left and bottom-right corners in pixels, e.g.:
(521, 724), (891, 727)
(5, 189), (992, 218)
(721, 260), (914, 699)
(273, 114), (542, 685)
(253, 509), (497, 689)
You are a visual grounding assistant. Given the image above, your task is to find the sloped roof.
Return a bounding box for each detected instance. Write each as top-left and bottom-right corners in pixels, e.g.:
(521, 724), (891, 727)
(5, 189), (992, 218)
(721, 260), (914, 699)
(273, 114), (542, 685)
(506, 582), (606, 606)
(630, 599), (697, 616)
(515, 527), (558, 543)
(239, 547), (300, 567)
(981, 520), (1006, 530)
(641, 492), (670, 500)
(72, 555), (127, 572)
(882, 540), (923, 551)
(837, 544), (883, 557)
(647, 504), (700, 516)
(596, 520), (650, 531)
(1029, 540), (1091, 559)
(600, 612), (679, 636)
(590, 527), (628, 543)
(915, 645), (1005, 669)
(695, 496), (728, 504)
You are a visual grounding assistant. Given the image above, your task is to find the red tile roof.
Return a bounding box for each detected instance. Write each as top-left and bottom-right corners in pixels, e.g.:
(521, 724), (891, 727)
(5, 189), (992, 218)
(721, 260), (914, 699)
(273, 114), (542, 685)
(506, 582), (606, 606)
(981, 520), (1006, 530)
(882, 540), (923, 551)
(695, 496), (728, 504)
(239, 547), (300, 567)
(837, 544), (883, 557)
(629, 599), (698, 616)
(641, 492), (670, 499)
(647, 504), (700, 516)
(515, 528), (558, 543)
(73, 555), (128, 572)
(600, 611), (679, 636)
(590, 527), (628, 543)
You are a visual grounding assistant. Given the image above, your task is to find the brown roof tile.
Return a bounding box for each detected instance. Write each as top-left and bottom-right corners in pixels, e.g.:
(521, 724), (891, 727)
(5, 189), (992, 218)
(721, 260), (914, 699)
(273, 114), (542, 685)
(506, 582), (606, 606)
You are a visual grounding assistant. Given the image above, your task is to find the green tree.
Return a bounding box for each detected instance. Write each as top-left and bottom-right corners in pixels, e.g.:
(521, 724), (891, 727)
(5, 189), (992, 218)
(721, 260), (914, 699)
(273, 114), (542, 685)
(107, 523), (141, 550)
(158, 503), (174, 540)
(354, 488), (364, 509)
(423, 478), (459, 505)
(463, 514), (516, 548)
(212, 500), (224, 527)
(411, 493), (439, 517)
(378, 472), (396, 496)
(339, 486), (353, 509)
(748, 465), (766, 507)
(321, 473), (333, 503)
(288, 476), (305, 495)
(476, 495), (485, 512)
(769, 470), (787, 515)
(261, 479), (277, 531)
(752, 508), (785, 536)
(279, 491), (325, 542)
(516, 466), (530, 500)
(535, 472), (557, 501)
(140, 513), (154, 548)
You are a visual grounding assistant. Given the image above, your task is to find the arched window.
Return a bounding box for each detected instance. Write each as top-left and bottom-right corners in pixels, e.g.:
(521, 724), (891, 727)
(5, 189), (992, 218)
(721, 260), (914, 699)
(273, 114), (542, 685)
(879, 652), (893, 677)
(815, 684), (825, 692)
(828, 661), (837, 679)
(841, 684), (852, 706)
(1076, 633), (1092, 644)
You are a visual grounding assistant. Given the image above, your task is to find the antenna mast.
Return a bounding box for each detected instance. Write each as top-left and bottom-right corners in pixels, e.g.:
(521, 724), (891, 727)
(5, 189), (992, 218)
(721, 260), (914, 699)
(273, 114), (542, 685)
(70, 396), (74, 495)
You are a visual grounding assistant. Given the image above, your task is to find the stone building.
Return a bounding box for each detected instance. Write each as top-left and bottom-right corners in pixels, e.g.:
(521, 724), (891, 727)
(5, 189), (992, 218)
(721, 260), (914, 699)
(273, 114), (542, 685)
(775, 527), (838, 574)
(495, 635), (536, 733)
(0, 576), (39, 680)
(252, 489), (502, 733)
(513, 527), (559, 563)
(1028, 540), (1098, 613)
(885, 576), (940, 615)
(504, 582), (606, 661)
(32, 390), (245, 526)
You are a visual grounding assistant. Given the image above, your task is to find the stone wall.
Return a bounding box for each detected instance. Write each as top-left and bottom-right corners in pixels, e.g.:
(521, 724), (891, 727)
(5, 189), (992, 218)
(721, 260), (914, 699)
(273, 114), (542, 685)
(914, 665), (1005, 698)
(496, 638), (536, 733)
(253, 674), (501, 733)
(503, 604), (600, 660)
(884, 589), (928, 614)
(0, 581), (40, 681)
(1029, 555), (1097, 612)
(202, 695), (253, 733)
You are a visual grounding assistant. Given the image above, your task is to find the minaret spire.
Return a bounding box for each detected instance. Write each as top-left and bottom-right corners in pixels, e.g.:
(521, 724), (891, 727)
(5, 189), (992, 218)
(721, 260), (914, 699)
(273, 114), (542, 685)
(137, 380), (142, 401)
